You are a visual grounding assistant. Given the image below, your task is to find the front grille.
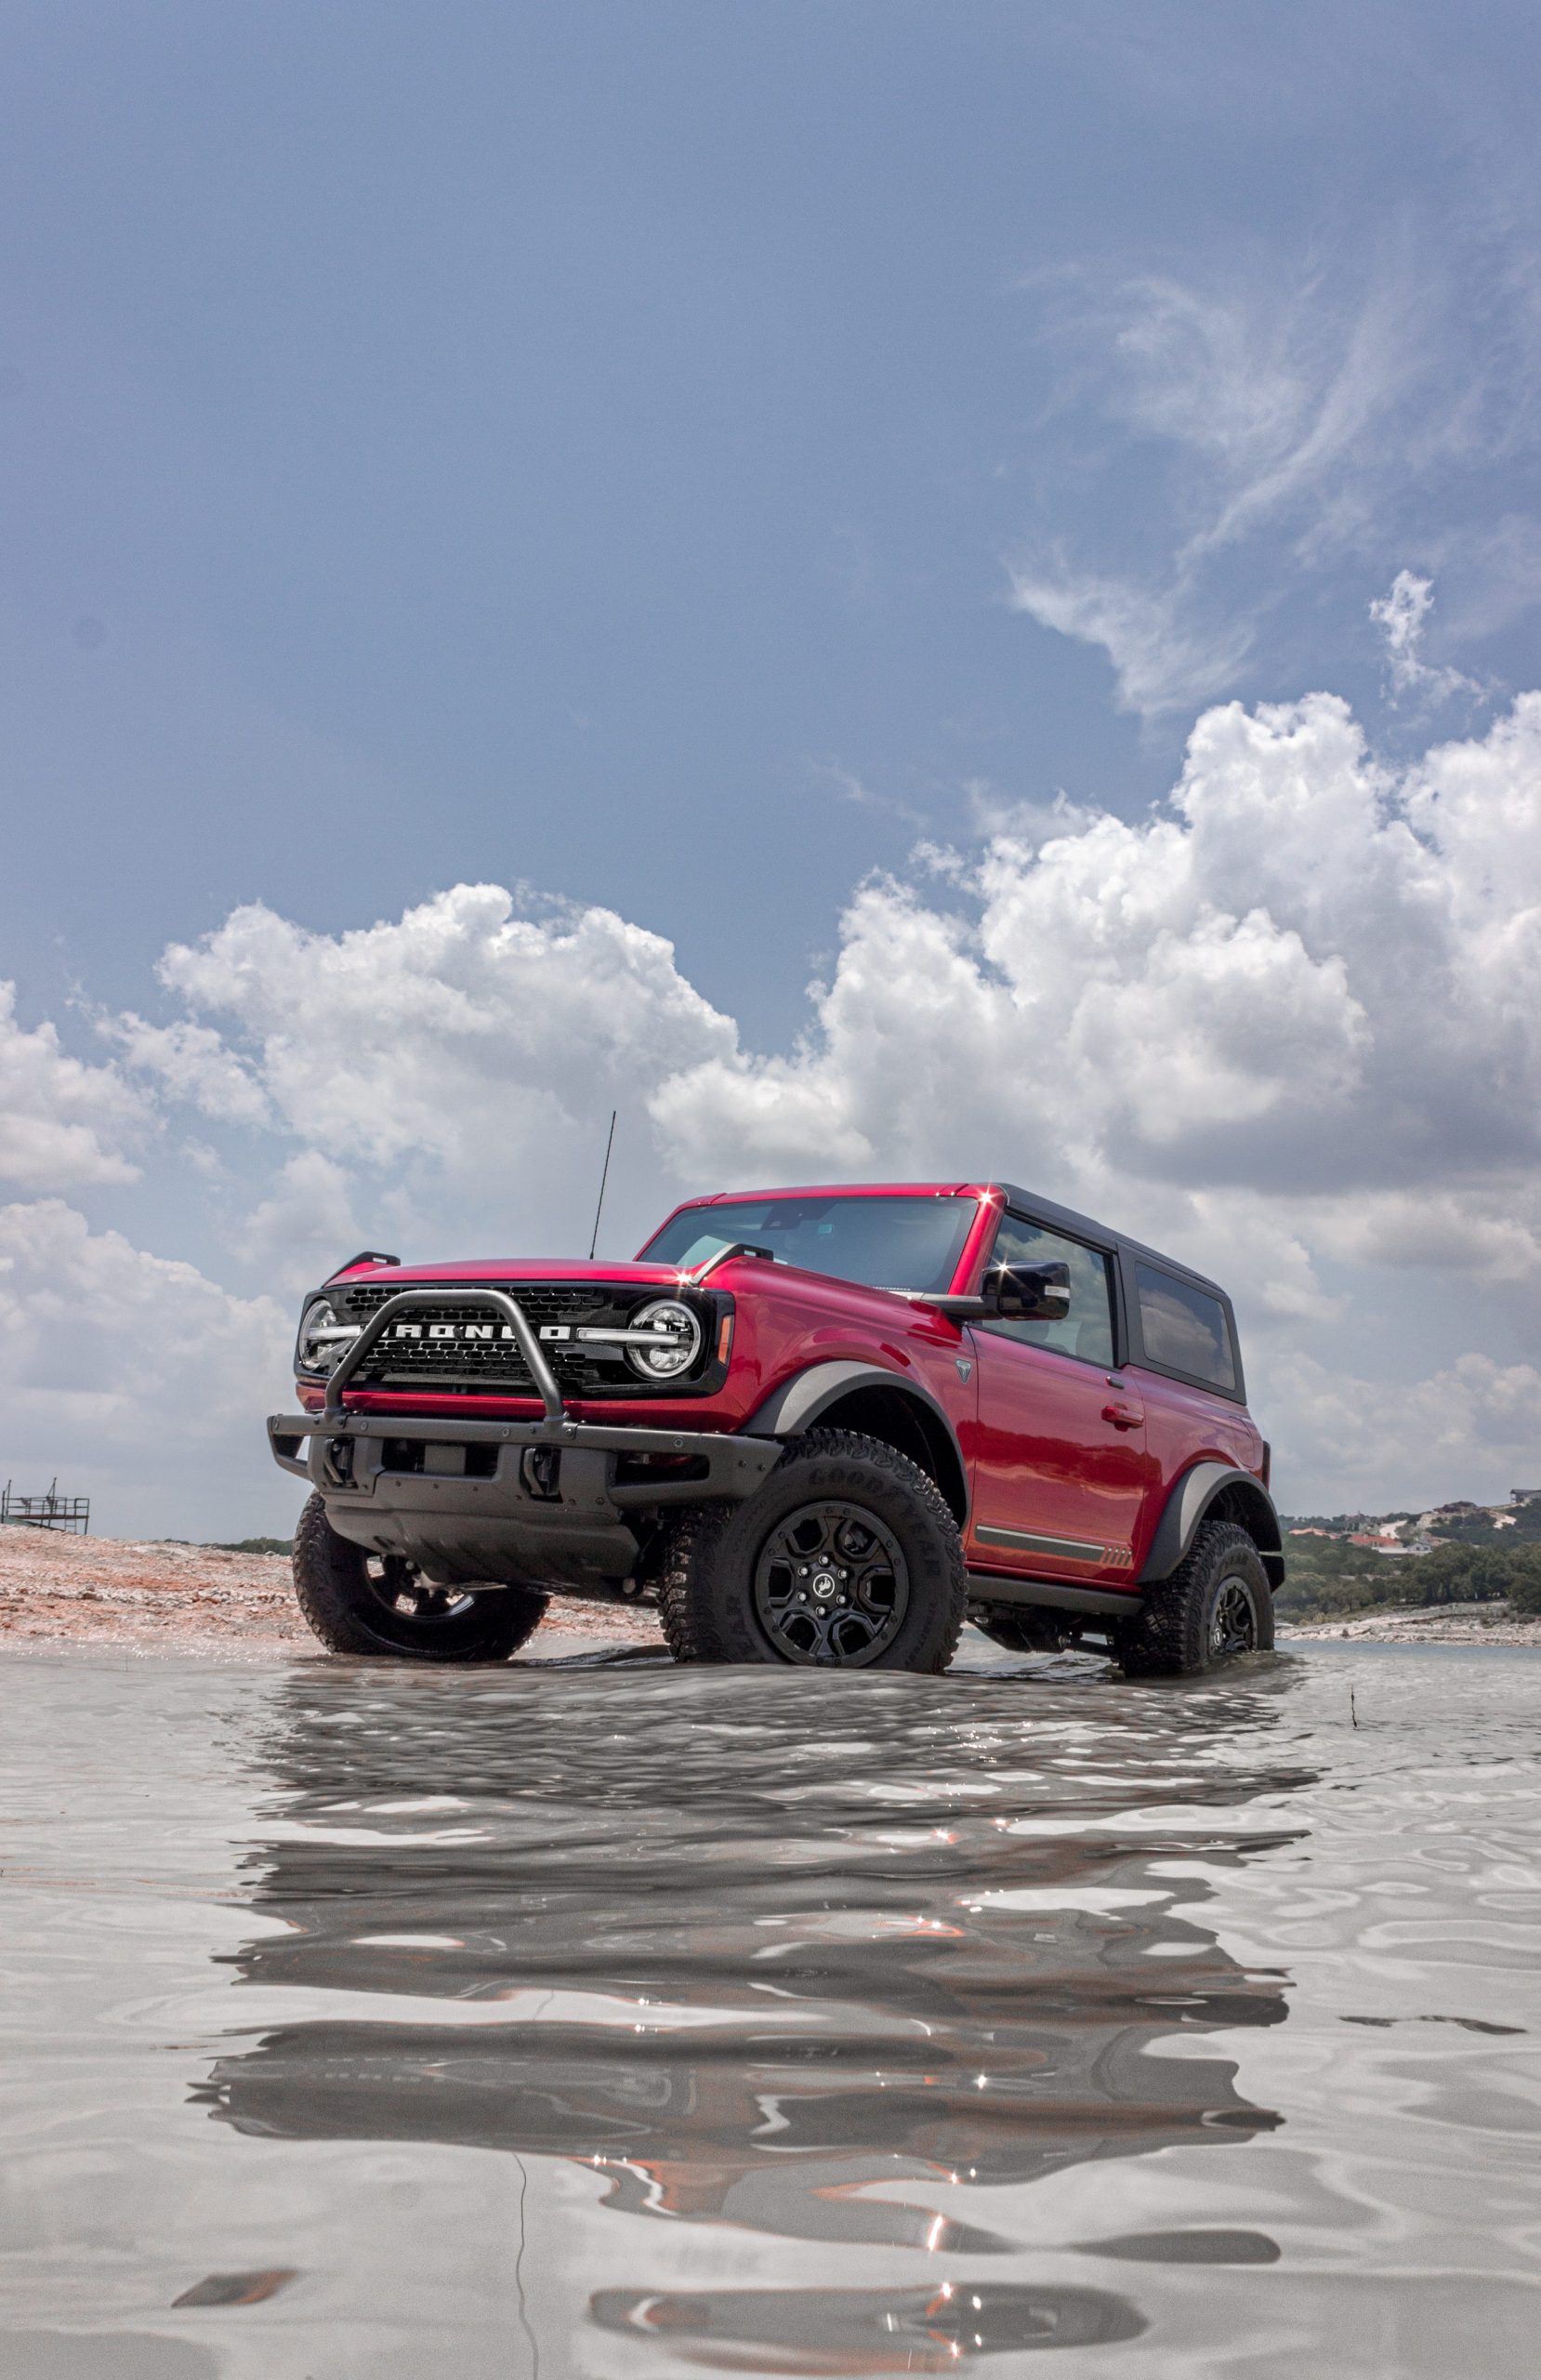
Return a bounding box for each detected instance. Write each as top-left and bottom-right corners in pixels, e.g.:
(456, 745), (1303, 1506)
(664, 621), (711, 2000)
(336, 1281), (690, 1397)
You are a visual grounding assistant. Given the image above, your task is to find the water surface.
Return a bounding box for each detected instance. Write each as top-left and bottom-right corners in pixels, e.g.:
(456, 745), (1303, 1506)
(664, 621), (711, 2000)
(1, 1641), (1536, 2375)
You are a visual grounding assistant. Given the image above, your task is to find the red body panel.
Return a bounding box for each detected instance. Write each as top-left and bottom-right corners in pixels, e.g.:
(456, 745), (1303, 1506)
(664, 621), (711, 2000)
(1131, 1363), (1265, 1567)
(308, 1181), (1267, 1593)
(963, 1332), (1152, 1583)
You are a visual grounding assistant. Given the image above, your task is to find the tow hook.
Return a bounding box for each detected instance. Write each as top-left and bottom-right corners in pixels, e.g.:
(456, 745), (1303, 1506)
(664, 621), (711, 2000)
(520, 1445), (562, 1501)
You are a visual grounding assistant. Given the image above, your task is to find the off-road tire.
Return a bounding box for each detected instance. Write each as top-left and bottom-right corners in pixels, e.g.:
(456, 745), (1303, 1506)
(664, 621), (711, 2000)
(1114, 1519), (1273, 1678)
(656, 1428), (967, 1673)
(292, 1492), (549, 1661)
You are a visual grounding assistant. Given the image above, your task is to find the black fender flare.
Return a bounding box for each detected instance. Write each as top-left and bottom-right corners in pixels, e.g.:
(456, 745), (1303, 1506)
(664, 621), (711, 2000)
(1139, 1462), (1284, 1591)
(742, 1360), (969, 1526)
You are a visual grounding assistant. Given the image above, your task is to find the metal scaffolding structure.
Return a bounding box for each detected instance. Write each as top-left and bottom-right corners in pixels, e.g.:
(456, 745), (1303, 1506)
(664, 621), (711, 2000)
(1, 1479), (91, 1534)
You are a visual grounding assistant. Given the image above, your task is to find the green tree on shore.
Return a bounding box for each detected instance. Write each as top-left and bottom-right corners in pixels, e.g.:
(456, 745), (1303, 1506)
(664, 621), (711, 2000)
(1277, 1537), (1541, 1620)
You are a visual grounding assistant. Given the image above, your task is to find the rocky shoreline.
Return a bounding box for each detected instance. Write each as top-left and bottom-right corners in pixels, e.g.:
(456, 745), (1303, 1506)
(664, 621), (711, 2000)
(0, 1527), (657, 1659)
(6, 1528), (1538, 1659)
(1279, 1599), (1541, 1646)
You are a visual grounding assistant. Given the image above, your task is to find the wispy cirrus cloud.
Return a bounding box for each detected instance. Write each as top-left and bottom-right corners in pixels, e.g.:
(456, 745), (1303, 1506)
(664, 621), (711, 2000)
(1008, 218), (1541, 716)
(1005, 558), (1255, 717)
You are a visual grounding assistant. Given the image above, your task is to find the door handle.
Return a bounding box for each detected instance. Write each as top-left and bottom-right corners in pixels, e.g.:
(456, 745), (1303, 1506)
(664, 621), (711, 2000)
(1101, 1402), (1143, 1431)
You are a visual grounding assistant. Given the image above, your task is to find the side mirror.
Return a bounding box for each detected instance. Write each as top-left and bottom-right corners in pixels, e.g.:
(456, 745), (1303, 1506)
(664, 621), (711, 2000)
(987, 1259), (1072, 1323)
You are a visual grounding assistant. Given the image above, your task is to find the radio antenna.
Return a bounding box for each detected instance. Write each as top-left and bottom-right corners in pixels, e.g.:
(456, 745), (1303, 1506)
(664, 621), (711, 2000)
(588, 1109), (617, 1260)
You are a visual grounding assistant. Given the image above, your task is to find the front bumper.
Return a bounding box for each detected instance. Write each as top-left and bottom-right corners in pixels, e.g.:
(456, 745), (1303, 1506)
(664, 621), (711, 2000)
(268, 1409), (780, 1590)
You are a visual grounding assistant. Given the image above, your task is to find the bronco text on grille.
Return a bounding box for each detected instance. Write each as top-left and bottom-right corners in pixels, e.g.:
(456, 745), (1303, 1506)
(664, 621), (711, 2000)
(335, 1281), (711, 1397)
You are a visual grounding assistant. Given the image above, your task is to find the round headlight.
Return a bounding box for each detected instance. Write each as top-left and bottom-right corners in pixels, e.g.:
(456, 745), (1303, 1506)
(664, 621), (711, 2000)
(626, 1297), (703, 1382)
(296, 1299), (358, 1375)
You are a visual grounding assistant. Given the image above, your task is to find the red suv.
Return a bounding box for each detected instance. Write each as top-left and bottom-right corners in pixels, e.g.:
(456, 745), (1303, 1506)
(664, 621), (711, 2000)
(270, 1182), (1282, 1676)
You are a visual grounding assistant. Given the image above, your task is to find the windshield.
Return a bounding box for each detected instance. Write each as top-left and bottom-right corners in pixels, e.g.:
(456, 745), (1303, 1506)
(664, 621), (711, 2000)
(639, 1195), (979, 1293)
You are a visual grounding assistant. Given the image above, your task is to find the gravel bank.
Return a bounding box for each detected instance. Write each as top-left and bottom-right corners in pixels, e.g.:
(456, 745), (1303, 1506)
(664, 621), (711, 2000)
(0, 1528), (660, 1660)
(8, 1528), (1534, 1659)
(1280, 1598), (1541, 1646)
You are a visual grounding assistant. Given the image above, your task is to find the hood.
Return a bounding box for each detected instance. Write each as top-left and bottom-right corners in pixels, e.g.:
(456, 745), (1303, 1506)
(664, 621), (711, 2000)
(326, 1257), (691, 1289)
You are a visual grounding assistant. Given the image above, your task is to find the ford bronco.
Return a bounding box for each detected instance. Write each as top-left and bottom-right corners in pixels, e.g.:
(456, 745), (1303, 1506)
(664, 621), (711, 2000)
(269, 1182), (1282, 1675)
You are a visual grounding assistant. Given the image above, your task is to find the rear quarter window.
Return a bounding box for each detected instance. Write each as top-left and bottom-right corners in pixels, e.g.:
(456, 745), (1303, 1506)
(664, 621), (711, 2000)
(1134, 1263), (1238, 1394)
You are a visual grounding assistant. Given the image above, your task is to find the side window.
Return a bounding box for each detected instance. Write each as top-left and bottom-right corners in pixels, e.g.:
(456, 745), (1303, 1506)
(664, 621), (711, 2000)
(983, 1216), (1114, 1368)
(1134, 1264), (1237, 1393)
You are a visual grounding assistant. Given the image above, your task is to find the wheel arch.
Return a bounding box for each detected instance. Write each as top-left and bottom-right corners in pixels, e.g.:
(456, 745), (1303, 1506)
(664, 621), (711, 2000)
(1139, 1461), (1284, 1591)
(743, 1361), (969, 1527)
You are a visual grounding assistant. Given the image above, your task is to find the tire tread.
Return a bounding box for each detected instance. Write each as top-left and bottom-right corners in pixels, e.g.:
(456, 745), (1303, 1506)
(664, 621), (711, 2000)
(1116, 1517), (1272, 1678)
(657, 1428), (967, 1673)
(291, 1491), (548, 1661)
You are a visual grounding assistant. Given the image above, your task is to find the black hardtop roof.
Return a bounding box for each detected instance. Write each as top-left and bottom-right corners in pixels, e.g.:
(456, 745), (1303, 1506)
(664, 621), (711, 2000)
(996, 1183), (1230, 1302)
(670, 1180), (1230, 1304)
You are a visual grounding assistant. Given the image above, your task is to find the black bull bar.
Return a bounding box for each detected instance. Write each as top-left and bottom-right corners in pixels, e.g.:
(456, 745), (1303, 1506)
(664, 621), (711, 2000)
(268, 1287), (779, 1590)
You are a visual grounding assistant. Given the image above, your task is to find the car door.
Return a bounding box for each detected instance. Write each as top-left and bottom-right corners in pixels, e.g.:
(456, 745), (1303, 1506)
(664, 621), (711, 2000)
(965, 1212), (1150, 1584)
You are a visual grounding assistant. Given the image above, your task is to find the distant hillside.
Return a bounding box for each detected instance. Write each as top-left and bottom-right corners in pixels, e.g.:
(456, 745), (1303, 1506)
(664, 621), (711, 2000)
(1277, 1512), (1541, 1623)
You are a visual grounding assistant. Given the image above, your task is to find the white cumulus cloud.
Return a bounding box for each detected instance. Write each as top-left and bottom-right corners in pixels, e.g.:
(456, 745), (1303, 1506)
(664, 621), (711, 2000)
(655, 693), (1541, 1238)
(41, 681), (1541, 1514)
(240, 1151), (365, 1294)
(104, 689), (1541, 1321)
(106, 1012), (271, 1125)
(0, 983), (150, 1192)
(0, 1199), (294, 1540)
(147, 886), (736, 1243)
(1273, 1349), (1541, 1514)
(1370, 570), (1478, 707)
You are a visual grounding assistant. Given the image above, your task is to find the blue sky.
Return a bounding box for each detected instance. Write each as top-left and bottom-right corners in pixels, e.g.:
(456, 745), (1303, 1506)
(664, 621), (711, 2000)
(4, 3), (1541, 1534)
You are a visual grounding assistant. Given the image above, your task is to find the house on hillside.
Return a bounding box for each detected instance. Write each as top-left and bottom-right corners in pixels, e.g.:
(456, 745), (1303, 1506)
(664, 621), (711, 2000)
(1417, 1501), (1482, 1529)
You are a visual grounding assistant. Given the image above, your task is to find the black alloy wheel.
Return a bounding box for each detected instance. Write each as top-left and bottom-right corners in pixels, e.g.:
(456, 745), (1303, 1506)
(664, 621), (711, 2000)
(1209, 1577), (1258, 1659)
(752, 1499), (910, 1666)
(291, 1491), (548, 1660)
(363, 1554), (478, 1627)
(654, 1428), (967, 1673)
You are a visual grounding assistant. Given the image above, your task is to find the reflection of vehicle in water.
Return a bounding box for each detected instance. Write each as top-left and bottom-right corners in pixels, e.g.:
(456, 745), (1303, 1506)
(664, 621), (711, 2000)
(589, 2277), (1150, 2369)
(196, 1667), (1298, 2263)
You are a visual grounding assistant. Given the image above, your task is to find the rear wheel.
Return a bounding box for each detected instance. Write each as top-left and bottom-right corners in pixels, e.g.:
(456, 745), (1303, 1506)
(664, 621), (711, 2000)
(1114, 1519), (1273, 1678)
(292, 1492), (549, 1660)
(657, 1429), (966, 1673)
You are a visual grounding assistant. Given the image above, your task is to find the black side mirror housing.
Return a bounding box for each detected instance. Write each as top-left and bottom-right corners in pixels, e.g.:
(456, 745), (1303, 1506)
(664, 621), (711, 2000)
(987, 1260), (1072, 1323)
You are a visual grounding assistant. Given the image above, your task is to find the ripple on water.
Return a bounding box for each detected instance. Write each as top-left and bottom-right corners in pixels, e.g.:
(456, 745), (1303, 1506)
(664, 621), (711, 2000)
(199, 1664), (1297, 2258)
(0, 1642), (1537, 2376)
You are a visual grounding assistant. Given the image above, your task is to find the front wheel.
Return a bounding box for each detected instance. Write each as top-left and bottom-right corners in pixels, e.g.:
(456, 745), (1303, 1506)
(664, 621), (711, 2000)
(1114, 1519), (1274, 1678)
(657, 1429), (967, 1673)
(292, 1493), (549, 1660)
